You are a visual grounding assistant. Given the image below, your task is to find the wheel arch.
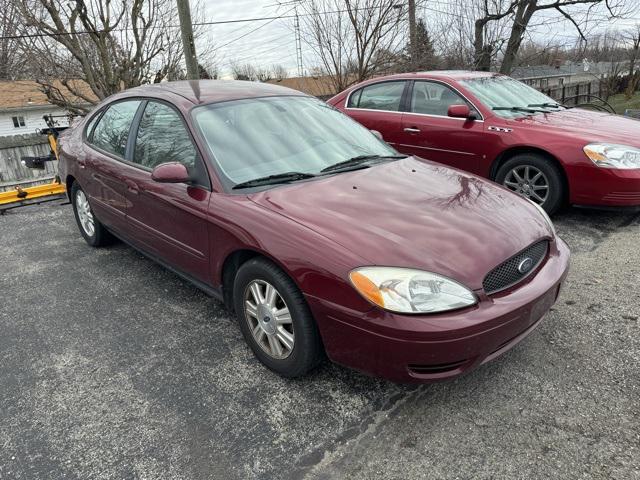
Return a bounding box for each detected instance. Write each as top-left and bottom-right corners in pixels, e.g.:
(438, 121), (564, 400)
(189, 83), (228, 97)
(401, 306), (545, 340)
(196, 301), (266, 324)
(220, 248), (298, 309)
(489, 146), (570, 202)
(65, 174), (76, 202)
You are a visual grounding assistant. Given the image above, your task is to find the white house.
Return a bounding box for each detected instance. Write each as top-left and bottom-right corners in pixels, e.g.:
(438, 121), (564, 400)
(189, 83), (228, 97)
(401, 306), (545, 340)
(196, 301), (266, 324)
(0, 80), (93, 137)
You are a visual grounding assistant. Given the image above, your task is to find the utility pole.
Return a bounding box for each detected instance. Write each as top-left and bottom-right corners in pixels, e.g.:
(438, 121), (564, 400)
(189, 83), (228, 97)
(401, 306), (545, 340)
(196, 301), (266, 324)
(176, 0), (199, 80)
(408, 0), (417, 68)
(294, 5), (304, 77)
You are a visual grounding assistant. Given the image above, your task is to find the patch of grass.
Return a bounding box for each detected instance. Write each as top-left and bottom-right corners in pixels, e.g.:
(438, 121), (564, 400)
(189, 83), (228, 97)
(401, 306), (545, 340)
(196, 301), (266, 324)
(606, 91), (640, 114)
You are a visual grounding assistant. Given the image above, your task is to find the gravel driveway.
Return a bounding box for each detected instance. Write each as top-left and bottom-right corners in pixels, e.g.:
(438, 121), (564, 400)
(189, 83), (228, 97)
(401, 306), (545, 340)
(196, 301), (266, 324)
(1, 201), (638, 479)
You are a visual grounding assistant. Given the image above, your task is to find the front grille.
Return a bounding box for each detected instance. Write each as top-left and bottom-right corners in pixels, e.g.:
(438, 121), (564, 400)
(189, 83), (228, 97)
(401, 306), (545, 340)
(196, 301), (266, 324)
(483, 240), (549, 295)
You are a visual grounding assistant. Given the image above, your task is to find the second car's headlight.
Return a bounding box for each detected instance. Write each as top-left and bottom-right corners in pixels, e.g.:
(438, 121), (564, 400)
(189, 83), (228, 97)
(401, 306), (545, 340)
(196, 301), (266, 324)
(583, 143), (640, 169)
(349, 267), (477, 314)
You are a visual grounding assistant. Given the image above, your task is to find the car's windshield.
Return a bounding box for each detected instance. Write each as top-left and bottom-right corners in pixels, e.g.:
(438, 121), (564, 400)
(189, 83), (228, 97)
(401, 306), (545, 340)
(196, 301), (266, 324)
(192, 96), (398, 188)
(460, 77), (563, 118)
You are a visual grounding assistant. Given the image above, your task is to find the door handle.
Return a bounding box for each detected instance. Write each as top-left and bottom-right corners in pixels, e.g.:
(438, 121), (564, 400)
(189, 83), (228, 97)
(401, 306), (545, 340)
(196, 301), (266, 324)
(125, 179), (140, 194)
(404, 127), (421, 133)
(78, 160), (86, 169)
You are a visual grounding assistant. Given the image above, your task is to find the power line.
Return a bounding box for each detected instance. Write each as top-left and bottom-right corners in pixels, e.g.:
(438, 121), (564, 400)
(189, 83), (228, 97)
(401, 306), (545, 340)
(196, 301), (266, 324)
(212, 5), (297, 52)
(0, 6), (373, 42)
(219, 36), (294, 65)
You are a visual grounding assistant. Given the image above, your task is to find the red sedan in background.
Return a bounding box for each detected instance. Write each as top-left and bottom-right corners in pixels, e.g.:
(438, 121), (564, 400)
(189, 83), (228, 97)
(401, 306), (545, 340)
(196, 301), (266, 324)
(328, 71), (640, 214)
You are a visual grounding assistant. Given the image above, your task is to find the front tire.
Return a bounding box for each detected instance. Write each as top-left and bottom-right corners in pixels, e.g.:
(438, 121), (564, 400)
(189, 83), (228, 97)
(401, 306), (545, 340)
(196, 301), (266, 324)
(71, 182), (113, 247)
(495, 153), (565, 214)
(233, 258), (323, 378)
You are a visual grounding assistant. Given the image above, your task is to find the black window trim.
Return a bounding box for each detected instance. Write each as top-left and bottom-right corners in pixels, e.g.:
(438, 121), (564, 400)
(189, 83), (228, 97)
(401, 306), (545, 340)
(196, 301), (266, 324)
(83, 96), (212, 191)
(83, 107), (107, 142)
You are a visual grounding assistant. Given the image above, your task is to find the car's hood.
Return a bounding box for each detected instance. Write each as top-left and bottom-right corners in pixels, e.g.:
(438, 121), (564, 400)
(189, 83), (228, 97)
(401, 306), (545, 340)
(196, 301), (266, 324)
(249, 158), (552, 290)
(505, 109), (640, 146)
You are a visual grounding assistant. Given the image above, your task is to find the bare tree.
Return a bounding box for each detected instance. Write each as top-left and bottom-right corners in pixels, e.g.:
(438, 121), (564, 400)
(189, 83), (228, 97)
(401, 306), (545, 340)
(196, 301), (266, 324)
(624, 25), (640, 99)
(0, 0), (27, 79)
(458, 0), (629, 73)
(429, 0), (516, 70)
(601, 59), (626, 100)
(473, 0), (519, 71)
(230, 62), (274, 82)
(271, 64), (289, 80)
(300, 0), (404, 92)
(499, 0), (627, 74)
(512, 41), (567, 67)
(13, 0), (214, 112)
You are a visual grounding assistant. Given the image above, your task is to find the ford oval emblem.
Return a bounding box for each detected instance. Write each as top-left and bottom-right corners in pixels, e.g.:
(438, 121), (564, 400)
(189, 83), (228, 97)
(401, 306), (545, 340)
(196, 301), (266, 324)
(518, 257), (534, 274)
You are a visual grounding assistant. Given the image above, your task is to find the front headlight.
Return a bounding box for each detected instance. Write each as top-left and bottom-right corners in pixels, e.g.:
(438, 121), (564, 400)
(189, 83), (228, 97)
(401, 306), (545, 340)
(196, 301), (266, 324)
(583, 143), (640, 169)
(349, 267), (477, 314)
(530, 200), (556, 235)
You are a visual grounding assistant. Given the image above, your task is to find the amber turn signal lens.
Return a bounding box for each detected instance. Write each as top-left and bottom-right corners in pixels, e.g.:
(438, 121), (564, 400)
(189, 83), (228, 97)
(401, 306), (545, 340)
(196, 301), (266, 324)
(349, 271), (384, 307)
(583, 147), (607, 162)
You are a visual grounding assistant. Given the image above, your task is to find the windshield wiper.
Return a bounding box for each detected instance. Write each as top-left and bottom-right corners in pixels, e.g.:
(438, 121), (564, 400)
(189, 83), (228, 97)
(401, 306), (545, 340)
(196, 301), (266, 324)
(492, 106), (547, 114)
(527, 102), (563, 109)
(320, 154), (406, 174)
(232, 171), (316, 189)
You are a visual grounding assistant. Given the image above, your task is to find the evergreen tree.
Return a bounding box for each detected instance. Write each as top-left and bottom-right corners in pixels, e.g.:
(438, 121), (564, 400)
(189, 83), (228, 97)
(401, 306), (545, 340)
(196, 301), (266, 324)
(411, 19), (437, 71)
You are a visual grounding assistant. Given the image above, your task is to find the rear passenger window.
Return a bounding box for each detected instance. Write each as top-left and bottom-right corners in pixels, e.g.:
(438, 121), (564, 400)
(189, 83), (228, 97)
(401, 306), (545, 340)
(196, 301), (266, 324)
(348, 81), (405, 112)
(133, 101), (197, 170)
(84, 111), (102, 140)
(90, 101), (141, 157)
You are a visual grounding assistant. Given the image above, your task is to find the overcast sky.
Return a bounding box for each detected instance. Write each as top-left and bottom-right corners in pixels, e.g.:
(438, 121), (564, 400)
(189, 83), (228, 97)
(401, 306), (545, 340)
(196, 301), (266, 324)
(200, 1), (305, 78)
(200, 0), (640, 79)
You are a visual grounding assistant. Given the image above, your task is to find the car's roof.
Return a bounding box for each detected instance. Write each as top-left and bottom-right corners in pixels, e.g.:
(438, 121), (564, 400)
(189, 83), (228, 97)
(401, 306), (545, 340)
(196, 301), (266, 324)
(363, 70), (504, 83)
(121, 80), (308, 104)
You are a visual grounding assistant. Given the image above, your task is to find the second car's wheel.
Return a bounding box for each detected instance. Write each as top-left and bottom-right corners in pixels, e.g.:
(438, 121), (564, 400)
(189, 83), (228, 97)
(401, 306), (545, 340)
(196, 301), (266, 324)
(233, 258), (324, 378)
(71, 182), (113, 247)
(495, 153), (565, 214)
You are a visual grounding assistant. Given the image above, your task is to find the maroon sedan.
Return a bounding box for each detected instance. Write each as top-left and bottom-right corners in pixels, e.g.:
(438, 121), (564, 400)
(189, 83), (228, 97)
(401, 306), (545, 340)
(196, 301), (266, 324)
(328, 71), (640, 214)
(58, 80), (569, 383)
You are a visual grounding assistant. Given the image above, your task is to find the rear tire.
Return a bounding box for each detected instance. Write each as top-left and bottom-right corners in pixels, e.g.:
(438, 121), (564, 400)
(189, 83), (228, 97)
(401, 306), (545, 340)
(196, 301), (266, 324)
(233, 258), (324, 378)
(495, 153), (565, 215)
(71, 182), (113, 247)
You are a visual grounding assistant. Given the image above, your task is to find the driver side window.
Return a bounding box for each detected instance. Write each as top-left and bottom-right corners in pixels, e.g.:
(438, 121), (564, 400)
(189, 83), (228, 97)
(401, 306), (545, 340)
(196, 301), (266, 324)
(411, 81), (476, 117)
(133, 101), (198, 170)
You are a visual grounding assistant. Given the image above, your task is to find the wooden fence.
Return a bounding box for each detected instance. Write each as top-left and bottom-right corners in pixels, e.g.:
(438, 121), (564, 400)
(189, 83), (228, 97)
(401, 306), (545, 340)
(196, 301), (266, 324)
(0, 134), (56, 192)
(541, 80), (601, 106)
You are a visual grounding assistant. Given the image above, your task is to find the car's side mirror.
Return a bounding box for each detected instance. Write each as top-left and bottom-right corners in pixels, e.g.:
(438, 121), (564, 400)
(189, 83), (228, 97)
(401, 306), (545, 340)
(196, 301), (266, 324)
(151, 162), (191, 183)
(448, 104), (475, 120)
(370, 129), (384, 141)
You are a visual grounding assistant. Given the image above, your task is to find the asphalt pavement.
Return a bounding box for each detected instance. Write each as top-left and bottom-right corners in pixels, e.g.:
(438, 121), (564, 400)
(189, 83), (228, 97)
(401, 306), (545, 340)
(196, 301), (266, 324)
(0, 200), (638, 480)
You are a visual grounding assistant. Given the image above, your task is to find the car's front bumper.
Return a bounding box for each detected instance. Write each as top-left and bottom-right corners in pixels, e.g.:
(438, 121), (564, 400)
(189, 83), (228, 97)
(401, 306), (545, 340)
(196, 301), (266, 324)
(307, 237), (570, 383)
(570, 165), (640, 207)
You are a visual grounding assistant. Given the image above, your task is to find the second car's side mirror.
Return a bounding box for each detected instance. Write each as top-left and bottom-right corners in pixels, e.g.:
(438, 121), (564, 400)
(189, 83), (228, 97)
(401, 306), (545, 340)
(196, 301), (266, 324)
(370, 130), (384, 141)
(151, 162), (191, 183)
(448, 104), (475, 120)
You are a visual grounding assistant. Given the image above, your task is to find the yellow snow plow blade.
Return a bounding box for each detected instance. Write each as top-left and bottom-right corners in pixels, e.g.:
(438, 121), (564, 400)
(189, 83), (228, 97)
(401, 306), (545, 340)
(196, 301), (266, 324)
(0, 181), (66, 210)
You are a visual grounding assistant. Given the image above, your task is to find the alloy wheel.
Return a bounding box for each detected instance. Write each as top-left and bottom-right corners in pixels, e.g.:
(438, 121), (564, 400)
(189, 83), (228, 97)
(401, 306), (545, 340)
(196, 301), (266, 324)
(244, 280), (295, 359)
(503, 165), (550, 205)
(75, 190), (95, 237)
